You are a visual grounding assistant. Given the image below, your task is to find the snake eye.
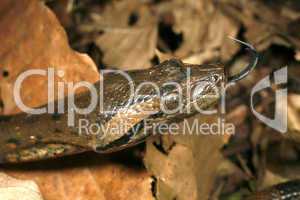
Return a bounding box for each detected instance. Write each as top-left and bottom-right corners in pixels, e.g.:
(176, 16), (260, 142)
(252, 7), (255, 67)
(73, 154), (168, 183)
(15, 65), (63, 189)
(192, 81), (210, 100)
(161, 93), (182, 114)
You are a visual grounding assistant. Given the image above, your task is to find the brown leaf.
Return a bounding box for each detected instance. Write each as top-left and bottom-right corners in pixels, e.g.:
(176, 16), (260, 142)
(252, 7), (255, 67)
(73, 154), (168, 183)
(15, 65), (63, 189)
(0, 0), (99, 115)
(79, 0), (239, 70)
(80, 0), (158, 70)
(159, 0), (239, 61)
(4, 154), (154, 200)
(0, 172), (43, 200)
(219, 0), (300, 51)
(95, 26), (157, 70)
(144, 114), (226, 200)
(287, 94), (300, 142)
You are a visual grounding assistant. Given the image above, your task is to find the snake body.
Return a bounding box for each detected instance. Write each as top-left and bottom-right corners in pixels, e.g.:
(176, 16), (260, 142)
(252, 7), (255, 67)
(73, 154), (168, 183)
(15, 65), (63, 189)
(247, 180), (300, 200)
(0, 59), (224, 163)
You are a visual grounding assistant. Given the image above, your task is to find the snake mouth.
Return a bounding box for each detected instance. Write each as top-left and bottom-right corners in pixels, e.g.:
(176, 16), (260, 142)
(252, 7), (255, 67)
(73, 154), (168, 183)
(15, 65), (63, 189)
(94, 110), (168, 153)
(95, 76), (222, 154)
(94, 121), (146, 153)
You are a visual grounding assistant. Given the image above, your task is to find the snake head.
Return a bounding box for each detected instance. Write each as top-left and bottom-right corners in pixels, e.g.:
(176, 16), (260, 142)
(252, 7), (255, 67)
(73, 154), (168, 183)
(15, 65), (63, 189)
(94, 59), (224, 152)
(159, 60), (224, 118)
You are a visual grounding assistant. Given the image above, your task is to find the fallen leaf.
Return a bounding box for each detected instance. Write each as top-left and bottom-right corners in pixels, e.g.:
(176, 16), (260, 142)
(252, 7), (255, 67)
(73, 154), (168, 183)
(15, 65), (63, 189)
(144, 114), (225, 200)
(79, 0), (158, 70)
(4, 153), (154, 200)
(0, 172), (43, 200)
(159, 0), (239, 61)
(0, 0), (99, 115)
(95, 26), (157, 70)
(219, 0), (300, 51)
(287, 94), (300, 142)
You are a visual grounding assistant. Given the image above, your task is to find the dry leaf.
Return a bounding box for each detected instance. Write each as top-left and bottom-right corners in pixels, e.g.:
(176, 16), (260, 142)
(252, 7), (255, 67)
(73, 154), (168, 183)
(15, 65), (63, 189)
(95, 26), (157, 70)
(0, 172), (43, 200)
(144, 114), (225, 200)
(80, 0), (158, 70)
(0, 0), (99, 115)
(158, 0), (239, 61)
(78, 0), (239, 70)
(219, 0), (300, 51)
(287, 94), (300, 142)
(260, 170), (287, 189)
(4, 154), (153, 200)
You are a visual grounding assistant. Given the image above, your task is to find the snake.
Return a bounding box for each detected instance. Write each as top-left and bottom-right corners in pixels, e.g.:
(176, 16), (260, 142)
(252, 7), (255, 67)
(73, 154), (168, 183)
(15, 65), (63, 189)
(0, 39), (259, 163)
(246, 179), (300, 200)
(0, 58), (226, 163)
